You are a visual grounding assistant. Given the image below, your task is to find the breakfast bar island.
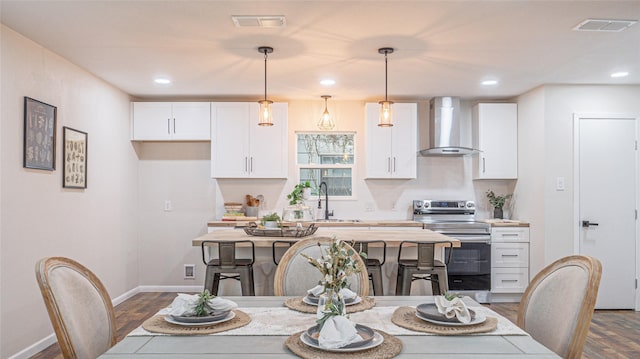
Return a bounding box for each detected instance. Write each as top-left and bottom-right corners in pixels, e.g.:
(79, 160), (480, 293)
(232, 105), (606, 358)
(193, 223), (460, 296)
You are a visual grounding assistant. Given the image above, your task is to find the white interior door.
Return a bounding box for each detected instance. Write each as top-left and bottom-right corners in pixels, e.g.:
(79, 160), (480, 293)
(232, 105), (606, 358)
(576, 115), (637, 309)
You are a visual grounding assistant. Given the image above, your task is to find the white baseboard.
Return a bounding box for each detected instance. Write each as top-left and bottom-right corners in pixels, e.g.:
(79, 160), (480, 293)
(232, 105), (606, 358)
(9, 285), (201, 359)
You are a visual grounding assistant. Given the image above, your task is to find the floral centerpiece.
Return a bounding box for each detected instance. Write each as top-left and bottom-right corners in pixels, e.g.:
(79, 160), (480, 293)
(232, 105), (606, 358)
(301, 238), (365, 324)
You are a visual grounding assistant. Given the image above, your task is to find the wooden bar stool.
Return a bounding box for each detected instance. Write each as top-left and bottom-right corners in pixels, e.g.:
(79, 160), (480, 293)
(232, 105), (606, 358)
(395, 240), (453, 295)
(354, 240), (386, 296)
(201, 240), (255, 296)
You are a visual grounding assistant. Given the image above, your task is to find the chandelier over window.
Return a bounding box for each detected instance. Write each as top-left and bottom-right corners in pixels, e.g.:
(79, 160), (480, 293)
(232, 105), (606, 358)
(378, 47), (394, 127)
(317, 95), (335, 130)
(258, 46), (274, 126)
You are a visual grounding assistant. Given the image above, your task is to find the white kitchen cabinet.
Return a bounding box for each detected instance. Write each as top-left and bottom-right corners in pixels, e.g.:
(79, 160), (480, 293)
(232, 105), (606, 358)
(132, 102), (211, 140)
(365, 102), (417, 179)
(491, 226), (529, 294)
(211, 102), (288, 178)
(472, 103), (517, 179)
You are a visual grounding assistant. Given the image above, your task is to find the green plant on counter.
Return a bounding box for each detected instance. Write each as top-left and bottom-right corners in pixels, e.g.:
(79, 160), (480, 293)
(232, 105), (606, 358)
(287, 181), (312, 205)
(260, 212), (281, 226)
(486, 190), (512, 209)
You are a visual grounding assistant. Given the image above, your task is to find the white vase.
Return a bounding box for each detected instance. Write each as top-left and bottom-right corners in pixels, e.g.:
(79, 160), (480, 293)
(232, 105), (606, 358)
(302, 187), (312, 200)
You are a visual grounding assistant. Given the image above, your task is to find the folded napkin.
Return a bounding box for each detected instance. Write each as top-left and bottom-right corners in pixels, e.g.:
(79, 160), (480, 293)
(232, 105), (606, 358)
(318, 315), (363, 349)
(434, 296), (471, 324)
(307, 285), (358, 300)
(167, 293), (237, 316)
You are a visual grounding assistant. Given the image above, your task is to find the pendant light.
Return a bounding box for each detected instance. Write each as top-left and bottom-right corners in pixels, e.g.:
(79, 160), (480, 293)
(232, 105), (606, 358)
(258, 46), (274, 126)
(317, 95), (335, 130)
(378, 47), (394, 127)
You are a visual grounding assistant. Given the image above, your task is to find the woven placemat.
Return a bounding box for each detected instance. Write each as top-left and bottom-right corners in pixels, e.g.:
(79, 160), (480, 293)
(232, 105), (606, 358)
(142, 310), (251, 335)
(285, 330), (402, 359)
(391, 306), (498, 335)
(284, 297), (376, 314)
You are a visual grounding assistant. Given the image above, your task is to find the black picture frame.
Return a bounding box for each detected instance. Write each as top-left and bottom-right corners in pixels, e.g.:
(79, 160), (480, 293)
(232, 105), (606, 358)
(23, 97), (57, 170)
(62, 127), (88, 189)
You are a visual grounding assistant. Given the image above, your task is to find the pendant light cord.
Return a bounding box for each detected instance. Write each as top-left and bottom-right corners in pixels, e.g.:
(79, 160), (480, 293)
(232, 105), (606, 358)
(263, 49), (268, 101)
(384, 51), (388, 101)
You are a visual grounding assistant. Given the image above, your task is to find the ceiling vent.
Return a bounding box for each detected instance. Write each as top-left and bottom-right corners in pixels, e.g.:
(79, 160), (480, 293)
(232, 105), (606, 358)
(232, 15), (286, 28)
(573, 18), (637, 32)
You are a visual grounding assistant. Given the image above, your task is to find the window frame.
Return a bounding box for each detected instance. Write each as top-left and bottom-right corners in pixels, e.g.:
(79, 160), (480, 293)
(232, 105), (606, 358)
(294, 131), (357, 200)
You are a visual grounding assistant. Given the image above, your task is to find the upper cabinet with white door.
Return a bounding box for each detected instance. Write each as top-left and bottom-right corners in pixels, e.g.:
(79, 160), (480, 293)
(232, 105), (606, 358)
(365, 102), (418, 179)
(211, 102), (288, 178)
(472, 103), (518, 179)
(132, 102), (211, 140)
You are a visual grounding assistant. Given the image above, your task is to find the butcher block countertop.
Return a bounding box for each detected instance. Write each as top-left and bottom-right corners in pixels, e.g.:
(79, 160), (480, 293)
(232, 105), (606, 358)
(483, 219), (530, 227)
(193, 227), (460, 248)
(207, 220), (423, 228)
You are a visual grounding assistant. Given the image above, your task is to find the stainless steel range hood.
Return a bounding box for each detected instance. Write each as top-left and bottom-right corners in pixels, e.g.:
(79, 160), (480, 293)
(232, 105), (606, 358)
(419, 97), (479, 156)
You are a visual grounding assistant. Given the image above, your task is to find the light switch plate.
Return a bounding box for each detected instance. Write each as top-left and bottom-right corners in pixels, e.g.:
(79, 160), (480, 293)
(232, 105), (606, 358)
(164, 200), (172, 211)
(556, 177), (565, 191)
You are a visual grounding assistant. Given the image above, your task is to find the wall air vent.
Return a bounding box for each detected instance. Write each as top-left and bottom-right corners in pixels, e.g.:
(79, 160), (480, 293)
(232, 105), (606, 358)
(573, 18), (637, 32)
(232, 15), (286, 28)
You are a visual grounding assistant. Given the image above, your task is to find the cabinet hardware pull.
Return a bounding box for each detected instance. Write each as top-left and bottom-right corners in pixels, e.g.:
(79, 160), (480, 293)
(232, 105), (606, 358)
(501, 254), (519, 257)
(393, 157), (396, 173)
(387, 158), (391, 173)
(250, 157), (253, 173)
(482, 157), (486, 173)
(502, 233), (519, 236)
(245, 157), (248, 172)
(582, 220), (599, 228)
(167, 119), (170, 134)
(501, 279), (518, 282)
(173, 118), (176, 133)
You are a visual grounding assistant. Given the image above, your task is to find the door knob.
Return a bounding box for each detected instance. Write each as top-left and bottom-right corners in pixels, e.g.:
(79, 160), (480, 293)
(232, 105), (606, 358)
(582, 220), (599, 228)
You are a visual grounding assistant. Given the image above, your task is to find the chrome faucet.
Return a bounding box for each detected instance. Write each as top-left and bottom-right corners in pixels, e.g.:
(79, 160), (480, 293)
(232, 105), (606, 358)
(318, 181), (332, 220)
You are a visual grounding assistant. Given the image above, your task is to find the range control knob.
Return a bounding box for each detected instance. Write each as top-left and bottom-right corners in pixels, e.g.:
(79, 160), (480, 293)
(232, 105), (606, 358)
(466, 201), (475, 208)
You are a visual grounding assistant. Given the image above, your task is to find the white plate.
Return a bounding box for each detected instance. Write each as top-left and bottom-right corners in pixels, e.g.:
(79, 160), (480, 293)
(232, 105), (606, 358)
(300, 330), (384, 352)
(303, 295), (362, 306)
(415, 309), (486, 327)
(164, 311), (235, 327)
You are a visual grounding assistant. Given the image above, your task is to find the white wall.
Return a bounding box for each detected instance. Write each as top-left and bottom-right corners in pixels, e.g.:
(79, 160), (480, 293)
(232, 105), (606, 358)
(514, 86), (546, 275)
(0, 25), (138, 358)
(516, 84), (640, 276)
(542, 85), (640, 263)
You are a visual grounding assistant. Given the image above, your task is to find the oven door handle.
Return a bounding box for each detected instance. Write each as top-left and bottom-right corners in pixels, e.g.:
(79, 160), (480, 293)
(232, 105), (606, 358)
(445, 235), (491, 244)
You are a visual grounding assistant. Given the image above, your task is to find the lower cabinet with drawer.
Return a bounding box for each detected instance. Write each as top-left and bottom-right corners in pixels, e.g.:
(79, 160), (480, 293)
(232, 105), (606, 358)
(491, 227), (530, 298)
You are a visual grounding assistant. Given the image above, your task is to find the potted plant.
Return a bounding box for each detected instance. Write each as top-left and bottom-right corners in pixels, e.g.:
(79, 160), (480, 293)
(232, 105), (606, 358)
(261, 212), (281, 229)
(287, 181), (312, 205)
(486, 190), (512, 219)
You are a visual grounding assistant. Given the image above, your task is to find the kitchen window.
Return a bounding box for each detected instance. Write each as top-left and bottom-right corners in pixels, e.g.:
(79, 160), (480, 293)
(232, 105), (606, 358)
(296, 133), (355, 198)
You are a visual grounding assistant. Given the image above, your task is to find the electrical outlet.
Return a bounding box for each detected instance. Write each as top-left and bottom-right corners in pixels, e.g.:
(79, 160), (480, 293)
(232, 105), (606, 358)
(365, 202), (374, 212)
(392, 201), (397, 211)
(184, 264), (195, 279)
(164, 200), (172, 211)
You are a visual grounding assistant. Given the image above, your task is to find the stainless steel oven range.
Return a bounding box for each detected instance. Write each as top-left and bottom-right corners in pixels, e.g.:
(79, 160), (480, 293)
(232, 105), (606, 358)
(413, 199), (492, 303)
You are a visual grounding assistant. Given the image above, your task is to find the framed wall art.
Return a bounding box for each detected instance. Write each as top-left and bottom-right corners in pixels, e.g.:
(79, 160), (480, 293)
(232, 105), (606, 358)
(23, 97), (57, 170)
(62, 127), (88, 189)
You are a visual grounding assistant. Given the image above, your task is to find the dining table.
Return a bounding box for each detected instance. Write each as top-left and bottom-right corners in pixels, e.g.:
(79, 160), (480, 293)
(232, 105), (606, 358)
(99, 295), (560, 358)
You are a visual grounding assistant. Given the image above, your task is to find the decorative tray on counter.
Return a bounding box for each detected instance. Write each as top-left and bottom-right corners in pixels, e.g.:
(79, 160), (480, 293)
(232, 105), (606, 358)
(243, 222), (319, 237)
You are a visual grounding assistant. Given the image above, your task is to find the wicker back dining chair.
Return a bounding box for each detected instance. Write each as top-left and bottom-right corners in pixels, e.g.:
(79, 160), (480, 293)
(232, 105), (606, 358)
(35, 257), (117, 359)
(273, 236), (369, 296)
(517, 255), (602, 359)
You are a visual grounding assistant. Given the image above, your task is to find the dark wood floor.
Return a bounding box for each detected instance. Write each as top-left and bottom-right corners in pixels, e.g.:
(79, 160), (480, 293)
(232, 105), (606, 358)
(31, 292), (640, 358)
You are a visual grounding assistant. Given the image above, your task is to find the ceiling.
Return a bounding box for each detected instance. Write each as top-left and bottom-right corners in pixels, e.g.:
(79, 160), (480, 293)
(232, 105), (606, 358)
(1, 1), (639, 101)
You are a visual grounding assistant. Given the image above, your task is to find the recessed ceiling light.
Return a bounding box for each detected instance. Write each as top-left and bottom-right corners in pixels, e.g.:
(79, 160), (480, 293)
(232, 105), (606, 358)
(481, 80), (498, 86)
(320, 79), (336, 86)
(611, 71), (629, 78)
(154, 78), (171, 85)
